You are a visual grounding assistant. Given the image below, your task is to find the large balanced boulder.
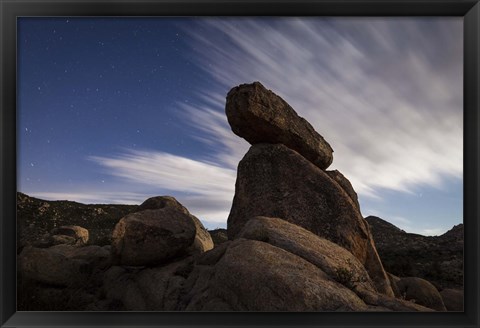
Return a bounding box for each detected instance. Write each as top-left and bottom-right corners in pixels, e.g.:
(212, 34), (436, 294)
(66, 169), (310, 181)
(137, 196), (214, 254)
(111, 207), (197, 266)
(227, 143), (393, 297)
(226, 82), (333, 170)
(181, 239), (368, 311)
(396, 277), (447, 311)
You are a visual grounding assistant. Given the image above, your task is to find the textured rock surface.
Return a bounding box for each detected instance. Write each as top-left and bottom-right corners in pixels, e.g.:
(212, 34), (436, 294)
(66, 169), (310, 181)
(102, 257), (194, 311)
(227, 143), (392, 296)
(387, 272), (402, 298)
(238, 216), (377, 294)
(226, 82), (333, 170)
(18, 246), (89, 287)
(49, 244), (111, 269)
(181, 239), (368, 311)
(208, 228), (228, 246)
(111, 208), (196, 266)
(396, 277), (447, 311)
(355, 288), (434, 312)
(138, 196), (189, 214)
(137, 196), (214, 254)
(51, 225), (89, 246)
(326, 170), (360, 211)
(439, 288), (464, 311)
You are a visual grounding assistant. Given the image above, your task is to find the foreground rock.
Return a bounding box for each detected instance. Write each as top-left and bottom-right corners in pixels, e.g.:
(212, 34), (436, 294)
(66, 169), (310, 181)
(227, 143), (393, 297)
(111, 208), (196, 266)
(440, 288), (464, 311)
(181, 239), (368, 311)
(396, 277), (447, 311)
(238, 217), (377, 294)
(226, 82), (333, 170)
(111, 197), (213, 266)
(137, 196), (214, 254)
(51, 225), (89, 246)
(17, 192), (138, 250)
(100, 257), (194, 311)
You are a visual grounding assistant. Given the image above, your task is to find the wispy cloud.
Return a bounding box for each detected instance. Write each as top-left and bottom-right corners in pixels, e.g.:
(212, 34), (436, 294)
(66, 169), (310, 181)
(88, 148), (237, 223)
(178, 101), (250, 169)
(84, 18), (461, 229)
(182, 18), (463, 200)
(89, 149), (236, 198)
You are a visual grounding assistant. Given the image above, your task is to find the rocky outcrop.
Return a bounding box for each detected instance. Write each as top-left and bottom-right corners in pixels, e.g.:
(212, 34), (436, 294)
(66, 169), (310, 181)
(181, 239), (367, 311)
(137, 196), (214, 254)
(326, 170), (360, 211)
(227, 143), (393, 297)
(366, 216), (463, 289)
(138, 196), (189, 214)
(440, 288), (464, 311)
(226, 82), (333, 170)
(111, 208), (196, 266)
(208, 228), (228, 246)
(100, 257), (194, 311)
(396, 277), (447, 311)
(51, 225), (89, 246)
(238, 217), (377, 294)
(18, 246), (87, 287)
(17, 83), (458, 312)
(111, 196), (213, 266)
(17, 192), (138, 250)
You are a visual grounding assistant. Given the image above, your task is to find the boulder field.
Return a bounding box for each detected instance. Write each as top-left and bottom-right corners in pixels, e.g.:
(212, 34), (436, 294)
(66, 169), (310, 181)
(17, 82), (457, 311)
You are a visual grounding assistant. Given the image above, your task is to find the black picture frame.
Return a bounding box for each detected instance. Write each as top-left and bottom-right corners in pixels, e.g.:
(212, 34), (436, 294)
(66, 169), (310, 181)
(1, 0), (479, 327)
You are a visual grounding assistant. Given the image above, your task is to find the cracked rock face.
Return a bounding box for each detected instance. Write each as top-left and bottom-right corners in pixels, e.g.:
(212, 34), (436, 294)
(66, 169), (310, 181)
(226, 81), (333, 170)
(226, 144), (393, 297)
(181, 238), (368, 311)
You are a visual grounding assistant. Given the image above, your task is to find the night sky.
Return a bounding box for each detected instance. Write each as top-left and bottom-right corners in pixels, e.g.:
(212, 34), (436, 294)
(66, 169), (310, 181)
(18, 17), (463, 235)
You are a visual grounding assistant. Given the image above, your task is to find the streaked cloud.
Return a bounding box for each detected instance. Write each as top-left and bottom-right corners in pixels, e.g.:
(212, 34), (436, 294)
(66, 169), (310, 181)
(85, 18), (461, 232)
(182, 18), (463, 200)
(89, 149), (235, 198)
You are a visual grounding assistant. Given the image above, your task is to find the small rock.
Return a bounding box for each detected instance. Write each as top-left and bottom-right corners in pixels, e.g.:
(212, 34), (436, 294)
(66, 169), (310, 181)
(51, 225), (89, 246)
(440, 288), (463, 311)
(138, 196), (189, 214)
(396, 277), (447, 311)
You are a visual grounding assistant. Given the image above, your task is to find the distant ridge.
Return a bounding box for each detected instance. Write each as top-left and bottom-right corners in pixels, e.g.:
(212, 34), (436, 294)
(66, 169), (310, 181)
(366, 215), (463, 289)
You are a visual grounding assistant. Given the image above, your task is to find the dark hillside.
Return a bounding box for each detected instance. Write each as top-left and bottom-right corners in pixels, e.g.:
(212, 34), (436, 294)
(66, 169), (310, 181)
(17, 192), (138, 250)
(366, 216), (463, 289)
